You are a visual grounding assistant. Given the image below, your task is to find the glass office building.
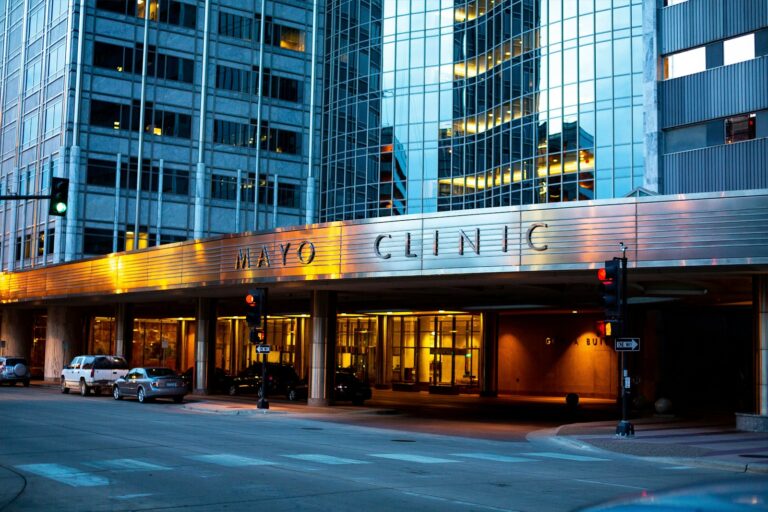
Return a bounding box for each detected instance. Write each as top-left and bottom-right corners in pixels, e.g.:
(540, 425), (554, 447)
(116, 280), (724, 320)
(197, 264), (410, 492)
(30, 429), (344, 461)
(0, 0), (319, 271)
(321, 0), (644, 221)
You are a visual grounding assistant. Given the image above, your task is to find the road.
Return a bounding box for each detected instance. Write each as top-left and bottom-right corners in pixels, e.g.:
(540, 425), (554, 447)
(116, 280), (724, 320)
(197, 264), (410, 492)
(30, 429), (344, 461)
(0, 387), (763, 511)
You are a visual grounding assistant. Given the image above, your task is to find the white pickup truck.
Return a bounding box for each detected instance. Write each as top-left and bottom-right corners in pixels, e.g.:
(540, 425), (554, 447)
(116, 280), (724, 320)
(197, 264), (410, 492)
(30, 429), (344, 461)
(61, 355), (130, 396)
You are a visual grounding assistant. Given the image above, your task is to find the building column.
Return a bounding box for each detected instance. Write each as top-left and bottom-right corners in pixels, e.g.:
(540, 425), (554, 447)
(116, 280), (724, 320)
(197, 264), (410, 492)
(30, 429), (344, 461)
(308, 290), (336, 406)
(1, 309), (33, 359)
(375, 315), (388, 388)
(115, 303), (133, 361)
(45, 307), (81, 381)
(195, 298), (217, 394)
(757, 276), (768, 416)
(480, 311), (499, 397)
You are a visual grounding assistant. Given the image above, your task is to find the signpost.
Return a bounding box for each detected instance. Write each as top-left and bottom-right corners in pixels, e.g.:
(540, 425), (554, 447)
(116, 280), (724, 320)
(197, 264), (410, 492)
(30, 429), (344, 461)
(614, 338), (640, 352)
(256, 344), (271, 354)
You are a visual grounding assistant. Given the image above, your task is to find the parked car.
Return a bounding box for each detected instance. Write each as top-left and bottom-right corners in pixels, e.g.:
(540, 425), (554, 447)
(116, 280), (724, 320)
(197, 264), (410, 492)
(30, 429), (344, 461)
(60, 355), (130, 396)
(181, 367), (232, 394)
(0, 357), (31, 386)
(288, 369), (372, 405)
(113, 367), (187, 403)
(228, 363), (301, 398)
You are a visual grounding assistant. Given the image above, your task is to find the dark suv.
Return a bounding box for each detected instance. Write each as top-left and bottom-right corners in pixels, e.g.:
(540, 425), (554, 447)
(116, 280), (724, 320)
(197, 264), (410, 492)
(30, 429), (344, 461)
(228, 363), (300, 399)
(0, 357), (31, 386)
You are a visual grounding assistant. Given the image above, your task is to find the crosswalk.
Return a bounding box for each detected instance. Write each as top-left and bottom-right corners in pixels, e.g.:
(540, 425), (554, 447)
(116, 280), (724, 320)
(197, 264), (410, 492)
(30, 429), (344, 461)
(14, 450), (612, 488)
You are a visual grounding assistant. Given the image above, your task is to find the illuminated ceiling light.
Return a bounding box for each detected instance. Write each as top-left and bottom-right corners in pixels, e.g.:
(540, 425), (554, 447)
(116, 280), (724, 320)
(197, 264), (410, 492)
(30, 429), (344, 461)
(572, 310), (578, 314)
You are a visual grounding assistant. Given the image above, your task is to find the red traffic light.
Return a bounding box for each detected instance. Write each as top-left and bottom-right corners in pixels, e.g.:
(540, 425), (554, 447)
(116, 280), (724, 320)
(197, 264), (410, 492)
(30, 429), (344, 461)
(597, 268), (607, 281)
(245, 293), (257, 306)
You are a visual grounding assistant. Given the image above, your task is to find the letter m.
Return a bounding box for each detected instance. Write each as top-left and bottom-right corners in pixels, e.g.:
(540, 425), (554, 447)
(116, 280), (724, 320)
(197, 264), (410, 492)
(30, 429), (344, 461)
(236, 248), (251, 269)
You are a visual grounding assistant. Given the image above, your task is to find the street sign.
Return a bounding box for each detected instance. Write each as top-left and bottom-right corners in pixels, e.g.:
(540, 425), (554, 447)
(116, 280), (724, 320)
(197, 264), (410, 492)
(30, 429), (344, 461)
(256, 344), (271, 354)
(614, 338), (640, 351)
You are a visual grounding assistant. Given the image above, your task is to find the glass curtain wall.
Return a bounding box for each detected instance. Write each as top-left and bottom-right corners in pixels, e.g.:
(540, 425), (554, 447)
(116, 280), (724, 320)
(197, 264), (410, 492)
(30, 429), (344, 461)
(321, 0), (644, 222)
(389, 313), (480, 390)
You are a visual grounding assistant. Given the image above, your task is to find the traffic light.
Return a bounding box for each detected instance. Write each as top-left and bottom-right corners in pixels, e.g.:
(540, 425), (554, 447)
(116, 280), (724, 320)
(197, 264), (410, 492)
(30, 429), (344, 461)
(49, 177), (69, 216)
(249, 328), (265, 344)
(245, 288), (265, 327)
(598, 258), (622, 319)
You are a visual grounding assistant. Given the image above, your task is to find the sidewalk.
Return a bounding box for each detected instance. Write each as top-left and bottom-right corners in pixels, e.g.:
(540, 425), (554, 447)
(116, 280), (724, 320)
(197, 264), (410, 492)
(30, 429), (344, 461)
(554, 417), (768, 474)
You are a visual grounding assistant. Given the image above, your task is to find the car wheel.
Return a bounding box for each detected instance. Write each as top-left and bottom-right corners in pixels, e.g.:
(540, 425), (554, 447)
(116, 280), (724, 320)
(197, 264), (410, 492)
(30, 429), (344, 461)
(172, 395), (184, 404)
(23, 380), (30, 387)
(80, 380), (89, 397)
(137, 387), (146, 403)
(287, 388), (297, 401)
(60, 378), (69, 394)
(113, 386), (122, 400)
(228, 385), (237, 396)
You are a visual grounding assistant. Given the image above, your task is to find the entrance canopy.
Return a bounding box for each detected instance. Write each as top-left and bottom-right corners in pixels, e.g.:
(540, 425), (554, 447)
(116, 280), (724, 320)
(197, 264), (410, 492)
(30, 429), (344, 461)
(1, 191), (766, 311)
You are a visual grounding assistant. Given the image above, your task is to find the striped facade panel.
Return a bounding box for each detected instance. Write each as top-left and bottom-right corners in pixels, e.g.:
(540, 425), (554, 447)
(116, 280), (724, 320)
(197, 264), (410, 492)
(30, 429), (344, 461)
(636, 195), (768, 264)
(661, 58), (768, 128)
(725, 0), (768, 40)
(660, 0), (724, 54)
(662, 138), (768, 193)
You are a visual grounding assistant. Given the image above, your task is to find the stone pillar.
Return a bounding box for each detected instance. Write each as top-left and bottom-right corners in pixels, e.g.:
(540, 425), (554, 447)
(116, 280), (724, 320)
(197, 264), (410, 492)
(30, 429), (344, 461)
(757, 276), (768, 416)
(45, 307), (81, 381)
(308, 290), (336, 406)
(115, 303), (133, 361)
(194, 298), (217, 393)
(1, 309), (33, 359)
(480, 311), (499, 397)
(375, 315), (388, 388)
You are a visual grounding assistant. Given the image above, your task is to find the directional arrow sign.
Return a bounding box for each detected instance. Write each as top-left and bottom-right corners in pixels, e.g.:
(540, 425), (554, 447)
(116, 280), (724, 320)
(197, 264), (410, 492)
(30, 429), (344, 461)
(614, 338), (640, 351)
(256, 344), (271, 354)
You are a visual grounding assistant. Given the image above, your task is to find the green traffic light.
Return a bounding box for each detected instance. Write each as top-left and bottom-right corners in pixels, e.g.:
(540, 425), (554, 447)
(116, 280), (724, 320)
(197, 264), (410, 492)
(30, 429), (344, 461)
(55, 202), (67, 214)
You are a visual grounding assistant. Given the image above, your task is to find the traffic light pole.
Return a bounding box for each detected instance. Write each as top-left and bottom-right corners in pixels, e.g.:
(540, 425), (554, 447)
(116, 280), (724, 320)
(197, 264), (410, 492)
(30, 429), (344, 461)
(616, 243), (634, 437)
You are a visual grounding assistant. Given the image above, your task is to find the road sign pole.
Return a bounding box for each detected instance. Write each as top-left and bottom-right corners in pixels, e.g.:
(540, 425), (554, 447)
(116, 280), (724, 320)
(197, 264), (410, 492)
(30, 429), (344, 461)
(616, 245), (634, 437)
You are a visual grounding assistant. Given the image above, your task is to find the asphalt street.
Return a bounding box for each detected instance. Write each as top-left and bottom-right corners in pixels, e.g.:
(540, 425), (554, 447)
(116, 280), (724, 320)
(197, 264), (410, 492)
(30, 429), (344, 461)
(0, 386), (766, 512)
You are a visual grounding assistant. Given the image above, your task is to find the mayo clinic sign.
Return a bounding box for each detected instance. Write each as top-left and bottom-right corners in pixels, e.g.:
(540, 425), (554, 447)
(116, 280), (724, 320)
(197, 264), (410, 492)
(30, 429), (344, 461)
(1, 192), (766, 302)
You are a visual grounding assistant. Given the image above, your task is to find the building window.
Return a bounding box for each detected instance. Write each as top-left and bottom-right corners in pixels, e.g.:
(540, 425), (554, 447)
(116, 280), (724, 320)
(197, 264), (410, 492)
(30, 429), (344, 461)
(663, 0), (687, 5)
(44, 100), (63, 135)
(84, 228), (118, 255)
(723, 33), (755, 66)
(218, 11), (252, 40)
(725, 113), (756, 144)
(663, 47), (706, 79)
(278, 26), (305, 52)
(93, 42), (135, 73)
(86, 157), (189, 195)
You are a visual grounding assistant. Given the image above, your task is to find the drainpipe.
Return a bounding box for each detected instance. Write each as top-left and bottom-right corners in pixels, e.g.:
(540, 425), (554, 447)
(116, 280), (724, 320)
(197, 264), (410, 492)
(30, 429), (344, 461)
(253, 0), (267, 231)
(132, 7), (151, 249)
(304, 0), (319, 225)
(194, 0), (211, 238)
(66, 0), (86, 261)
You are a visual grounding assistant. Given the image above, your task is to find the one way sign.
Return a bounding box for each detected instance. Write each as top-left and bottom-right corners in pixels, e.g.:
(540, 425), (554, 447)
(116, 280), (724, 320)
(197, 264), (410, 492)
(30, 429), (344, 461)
(614, 338), (640, 351)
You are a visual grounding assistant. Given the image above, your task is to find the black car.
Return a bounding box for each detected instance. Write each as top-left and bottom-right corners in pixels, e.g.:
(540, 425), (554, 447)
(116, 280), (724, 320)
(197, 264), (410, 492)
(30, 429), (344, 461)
(228, 363), (301, 399)
(288, 369), (372, 405)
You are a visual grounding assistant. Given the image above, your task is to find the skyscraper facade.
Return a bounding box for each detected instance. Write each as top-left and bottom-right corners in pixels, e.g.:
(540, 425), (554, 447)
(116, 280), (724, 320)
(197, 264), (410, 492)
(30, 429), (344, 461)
(0, 0), (320, 271)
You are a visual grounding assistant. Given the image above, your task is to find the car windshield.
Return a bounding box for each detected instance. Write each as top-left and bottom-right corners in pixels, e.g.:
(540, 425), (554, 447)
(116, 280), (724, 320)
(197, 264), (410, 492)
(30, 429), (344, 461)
(146, 368), (176, 377)
(94, 356), (129, 370)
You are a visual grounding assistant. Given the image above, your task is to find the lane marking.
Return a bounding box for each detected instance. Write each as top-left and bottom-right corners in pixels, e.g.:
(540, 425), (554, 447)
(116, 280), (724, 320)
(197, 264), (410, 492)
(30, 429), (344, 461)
(283, 454), (369, 465)
(572, 478), (646, 490)
(85, 459), (170, 472)
(452, 453), (536, 463)
(370, 454), (458, 464)
(115, 493), (154, 500)
(521, 452), (609, 462)
(188, 454), (274, 467)
(661, 466), (693, 470)
(15, 463), (109, 487)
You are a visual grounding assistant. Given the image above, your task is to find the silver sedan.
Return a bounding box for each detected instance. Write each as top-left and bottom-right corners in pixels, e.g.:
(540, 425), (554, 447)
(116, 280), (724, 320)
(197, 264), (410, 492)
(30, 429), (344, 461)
(113, 367), (187, 403)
